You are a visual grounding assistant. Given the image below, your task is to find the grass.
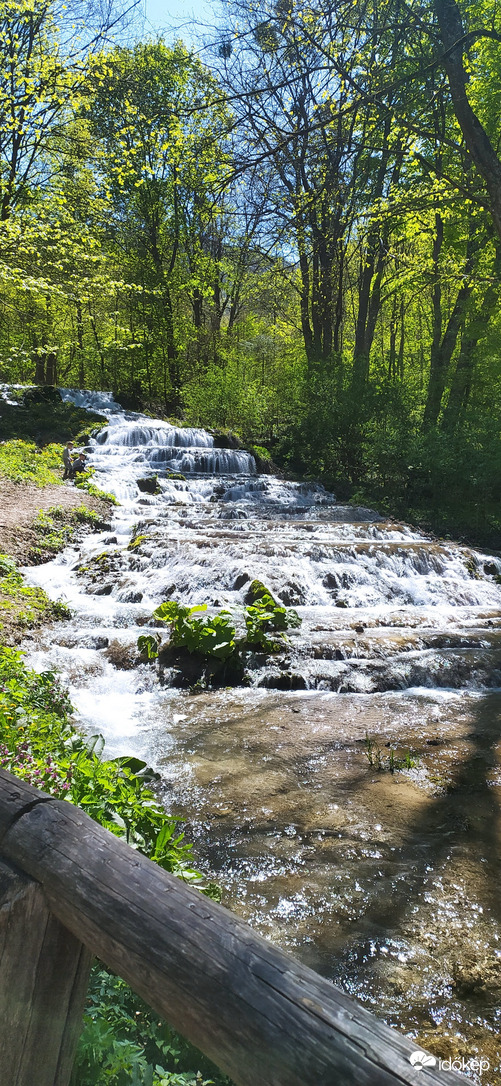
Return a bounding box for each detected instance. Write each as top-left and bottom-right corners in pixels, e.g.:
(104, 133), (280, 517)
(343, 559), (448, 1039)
(364, 732), (418, 774)
(0, 552), (70, 635)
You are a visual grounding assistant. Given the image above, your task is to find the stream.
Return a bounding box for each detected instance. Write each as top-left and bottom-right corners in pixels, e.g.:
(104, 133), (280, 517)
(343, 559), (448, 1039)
(22, 390), (501, 1083)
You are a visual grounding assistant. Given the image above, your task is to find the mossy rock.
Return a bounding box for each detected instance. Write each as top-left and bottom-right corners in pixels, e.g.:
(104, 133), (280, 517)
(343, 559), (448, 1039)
(245, 579), (278, 606)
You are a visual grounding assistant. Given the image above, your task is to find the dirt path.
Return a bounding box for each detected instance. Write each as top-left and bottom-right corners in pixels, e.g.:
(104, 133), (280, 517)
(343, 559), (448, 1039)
(0, 478), (110, 563)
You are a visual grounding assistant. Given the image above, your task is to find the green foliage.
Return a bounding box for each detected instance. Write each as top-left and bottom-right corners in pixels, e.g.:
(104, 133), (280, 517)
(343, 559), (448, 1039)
(147, 588), (301, 670)
(153, 602), (237, 661)
(138, 634), (161, 661)
(73, 504), (103, 525)
(75, 474), (120, 505)
(72, 966), (232, 1086)
(244, 581), (301, 651)
(0, 439), (64, 486)
(0, 646), (210, 886)
(28, 503), (108, 563)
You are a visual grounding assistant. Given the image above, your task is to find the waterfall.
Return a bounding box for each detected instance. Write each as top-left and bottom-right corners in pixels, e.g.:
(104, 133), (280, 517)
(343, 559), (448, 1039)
(19, 389), (501, 1069)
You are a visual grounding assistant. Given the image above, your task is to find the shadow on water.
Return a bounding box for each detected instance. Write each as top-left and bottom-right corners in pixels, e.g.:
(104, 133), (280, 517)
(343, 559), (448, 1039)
(322, 690), (501, 1079)
(352, 692), (501, 936)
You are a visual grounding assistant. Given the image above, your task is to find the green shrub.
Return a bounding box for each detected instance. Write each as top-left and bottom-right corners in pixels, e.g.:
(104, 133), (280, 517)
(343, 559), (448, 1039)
(73, 967), (232, 1086)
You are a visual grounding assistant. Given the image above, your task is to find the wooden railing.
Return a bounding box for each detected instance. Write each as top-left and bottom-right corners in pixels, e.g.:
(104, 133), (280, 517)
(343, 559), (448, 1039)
(0, 768), (462, 1086)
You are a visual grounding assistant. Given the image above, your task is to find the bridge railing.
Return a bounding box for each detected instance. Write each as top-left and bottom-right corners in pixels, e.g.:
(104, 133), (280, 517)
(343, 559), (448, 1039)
(0, 769), (461, 1086)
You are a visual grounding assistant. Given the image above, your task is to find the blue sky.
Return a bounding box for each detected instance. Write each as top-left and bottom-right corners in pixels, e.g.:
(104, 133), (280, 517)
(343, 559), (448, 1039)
(142, 0), (217, 45)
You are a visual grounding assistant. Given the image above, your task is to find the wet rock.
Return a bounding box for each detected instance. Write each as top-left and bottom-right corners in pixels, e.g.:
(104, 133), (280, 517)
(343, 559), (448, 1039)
(279, 583), (306, 605)
(219, 508), (248, 520)
(158, 644), (245, 688)
(213, 431), (241, 449)
(104, 639), (137, 670)
(258, 671), (308, 690)
(452, 954), (501, 1000)
(80, 635), (109, 649)
(120, 590), (143, 603)
(104, 535), (118, 545)
(137, 476), (160, 494)
(233, 572), (250, 591)
(323, 572), (339, 590)
(92, 584), (113, 595)
(335, 599), (349, 608)
(159, 584), (176, 600)
(484, 561), (499, 576)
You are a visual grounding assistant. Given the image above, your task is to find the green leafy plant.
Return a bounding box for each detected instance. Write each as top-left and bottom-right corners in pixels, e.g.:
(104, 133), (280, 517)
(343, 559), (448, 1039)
(153, 602), (237, 661)
(138, 634), (161, 661)
(72, 966), (231, 1086)
(0, 439), (64, 486)
(0, 646), (214, 888)
(144, 587), (302, 674)
(244, 581), (301, 651)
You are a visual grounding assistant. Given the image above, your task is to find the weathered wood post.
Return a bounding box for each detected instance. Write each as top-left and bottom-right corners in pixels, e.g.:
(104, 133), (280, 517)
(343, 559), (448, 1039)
(0, 769), (464, 1086)
(0, 855), (92, 1086)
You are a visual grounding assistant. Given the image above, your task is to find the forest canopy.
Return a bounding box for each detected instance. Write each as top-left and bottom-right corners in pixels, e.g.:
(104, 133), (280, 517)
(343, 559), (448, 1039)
(0, 0), (500, 544)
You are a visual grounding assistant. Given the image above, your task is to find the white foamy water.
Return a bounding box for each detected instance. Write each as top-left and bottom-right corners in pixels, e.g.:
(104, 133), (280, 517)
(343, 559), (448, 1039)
(24, 388), (501, 725)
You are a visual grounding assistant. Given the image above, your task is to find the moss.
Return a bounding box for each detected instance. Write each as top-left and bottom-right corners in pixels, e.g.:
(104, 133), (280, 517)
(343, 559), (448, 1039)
(75, 476), (119, 505)
(127, 534), (150, 551)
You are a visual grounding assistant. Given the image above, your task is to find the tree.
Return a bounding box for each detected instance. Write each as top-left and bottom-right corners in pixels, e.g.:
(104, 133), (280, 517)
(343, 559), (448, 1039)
(0, 0), (137, 222)
(85, 40), (231, 405)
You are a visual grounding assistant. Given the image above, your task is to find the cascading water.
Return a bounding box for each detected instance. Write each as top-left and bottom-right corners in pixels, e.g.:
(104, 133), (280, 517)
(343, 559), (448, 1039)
(24, 390), (501, 1082)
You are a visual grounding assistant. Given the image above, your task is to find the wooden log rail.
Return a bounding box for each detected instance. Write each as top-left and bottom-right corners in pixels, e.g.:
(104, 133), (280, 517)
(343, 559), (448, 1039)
(0, 769), (463, 1086)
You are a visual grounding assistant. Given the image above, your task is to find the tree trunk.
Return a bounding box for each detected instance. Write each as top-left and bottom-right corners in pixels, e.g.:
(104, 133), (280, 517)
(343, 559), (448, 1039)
(441, 242), (501, 430)
(434, 0), (501, 241)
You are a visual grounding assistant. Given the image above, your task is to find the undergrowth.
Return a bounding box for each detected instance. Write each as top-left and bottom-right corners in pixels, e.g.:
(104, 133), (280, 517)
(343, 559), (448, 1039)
(0, 439), (64, 485)
(0, 646), (228, 1085)
(72, 968), (232, 1086)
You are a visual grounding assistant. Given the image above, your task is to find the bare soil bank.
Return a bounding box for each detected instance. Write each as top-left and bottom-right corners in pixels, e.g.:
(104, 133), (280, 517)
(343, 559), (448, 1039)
(0, 479), (109, 565)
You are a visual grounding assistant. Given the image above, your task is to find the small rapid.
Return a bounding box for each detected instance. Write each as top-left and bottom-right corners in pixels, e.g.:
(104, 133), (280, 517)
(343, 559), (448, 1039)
(23, 390), (501, 1081)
